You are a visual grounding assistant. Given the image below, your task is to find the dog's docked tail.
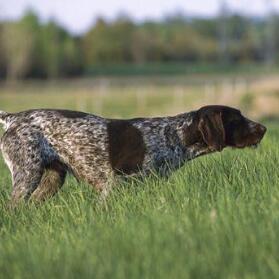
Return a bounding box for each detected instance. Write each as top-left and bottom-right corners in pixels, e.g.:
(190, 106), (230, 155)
(0, 110), (10, 129)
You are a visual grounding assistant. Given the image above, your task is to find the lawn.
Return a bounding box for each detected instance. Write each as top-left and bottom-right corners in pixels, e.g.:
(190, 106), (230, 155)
(0, 79), (278, 278)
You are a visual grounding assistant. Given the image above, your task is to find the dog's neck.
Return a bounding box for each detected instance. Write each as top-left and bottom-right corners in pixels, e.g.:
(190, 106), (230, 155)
(178, 111), (215, 158)
(147, 111), (214, 175)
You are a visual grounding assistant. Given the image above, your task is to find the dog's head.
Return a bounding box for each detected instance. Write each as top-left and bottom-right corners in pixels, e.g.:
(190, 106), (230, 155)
(179, 105), (266, 152)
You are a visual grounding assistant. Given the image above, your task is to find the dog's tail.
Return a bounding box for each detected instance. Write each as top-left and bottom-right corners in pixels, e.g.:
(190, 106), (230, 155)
(0, 110), (10, 128)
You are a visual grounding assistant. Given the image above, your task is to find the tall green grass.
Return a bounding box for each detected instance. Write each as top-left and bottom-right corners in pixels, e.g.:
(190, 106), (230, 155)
(0, 123), (278, 278)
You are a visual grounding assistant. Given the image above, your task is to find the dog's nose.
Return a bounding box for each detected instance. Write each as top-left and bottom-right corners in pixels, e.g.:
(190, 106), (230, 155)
(258, 124), (267, 136)
(255, 124), (267, 139)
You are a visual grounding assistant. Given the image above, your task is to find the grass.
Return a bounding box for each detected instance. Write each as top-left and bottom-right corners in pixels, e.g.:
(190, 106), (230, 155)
(0, 121), (278, 278)
(0, 78), (278, 278)
(85, 62), (279, 76)
(1, 72), (278, 118)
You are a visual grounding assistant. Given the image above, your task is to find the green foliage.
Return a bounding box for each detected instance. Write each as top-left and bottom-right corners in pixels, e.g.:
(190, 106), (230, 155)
(0, 122), (278, 278)
(1, 11), (37, 80)
(1, 10), (279, 79)
(40, 22), (83, 78)
(83, 18), (135, 65)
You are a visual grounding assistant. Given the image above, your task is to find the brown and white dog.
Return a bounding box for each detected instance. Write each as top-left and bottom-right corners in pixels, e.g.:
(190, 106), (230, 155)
(0, 105), (266, 205)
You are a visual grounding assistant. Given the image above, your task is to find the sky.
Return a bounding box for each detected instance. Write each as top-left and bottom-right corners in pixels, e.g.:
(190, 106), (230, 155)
(1, 0), (279, 34)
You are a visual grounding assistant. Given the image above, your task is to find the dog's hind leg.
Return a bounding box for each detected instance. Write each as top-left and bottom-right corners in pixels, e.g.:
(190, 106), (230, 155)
(1, 129), (47, 207)
(10, 166), (43, 206)
(31, 161), (67, 202)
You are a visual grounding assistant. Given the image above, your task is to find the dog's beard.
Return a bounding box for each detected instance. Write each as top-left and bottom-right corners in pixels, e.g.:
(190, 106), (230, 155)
(185, 142), (213, 160)
(250, 143), (259, 149)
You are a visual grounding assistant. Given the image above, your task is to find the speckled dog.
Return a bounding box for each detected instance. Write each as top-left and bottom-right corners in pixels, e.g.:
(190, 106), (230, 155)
(0, 105), (266, 205)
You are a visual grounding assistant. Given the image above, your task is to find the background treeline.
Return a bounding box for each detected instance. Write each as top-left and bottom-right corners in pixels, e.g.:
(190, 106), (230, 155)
(0, 10), (278, 80)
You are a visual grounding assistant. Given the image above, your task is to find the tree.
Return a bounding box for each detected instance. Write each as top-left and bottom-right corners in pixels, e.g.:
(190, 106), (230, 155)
(1, 13), (36, 81)
(62, 36), (83, 76)
(218, 0), (230, 64)
(83, 17), (135, 65)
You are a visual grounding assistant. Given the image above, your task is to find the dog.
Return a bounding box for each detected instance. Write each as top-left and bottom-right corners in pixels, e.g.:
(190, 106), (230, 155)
(0, 105), (266, 206)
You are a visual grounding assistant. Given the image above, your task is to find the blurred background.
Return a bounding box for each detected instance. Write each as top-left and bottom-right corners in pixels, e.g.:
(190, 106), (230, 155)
(0, 0), (278, 119)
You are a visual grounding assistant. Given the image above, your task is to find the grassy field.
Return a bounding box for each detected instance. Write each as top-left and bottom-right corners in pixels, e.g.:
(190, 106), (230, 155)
(0, 77), (279, 278)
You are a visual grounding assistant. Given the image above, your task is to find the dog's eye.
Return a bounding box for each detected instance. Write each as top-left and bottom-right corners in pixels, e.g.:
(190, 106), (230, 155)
(230, 119), (239, 124)
(225, 119), (239, 128)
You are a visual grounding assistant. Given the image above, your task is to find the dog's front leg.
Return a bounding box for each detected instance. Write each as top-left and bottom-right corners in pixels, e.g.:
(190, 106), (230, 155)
(80, 167), (114, 206)
(95, 172), (115, 208)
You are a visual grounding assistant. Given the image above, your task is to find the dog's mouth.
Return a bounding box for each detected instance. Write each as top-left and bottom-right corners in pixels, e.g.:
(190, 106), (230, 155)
(248, 135), (265, 149)
(229, 140), (261, 149)
(239, 138), (264, 149)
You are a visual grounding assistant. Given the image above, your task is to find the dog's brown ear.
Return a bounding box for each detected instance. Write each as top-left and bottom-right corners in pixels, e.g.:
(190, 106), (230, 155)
(198, 112), (225, 151)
